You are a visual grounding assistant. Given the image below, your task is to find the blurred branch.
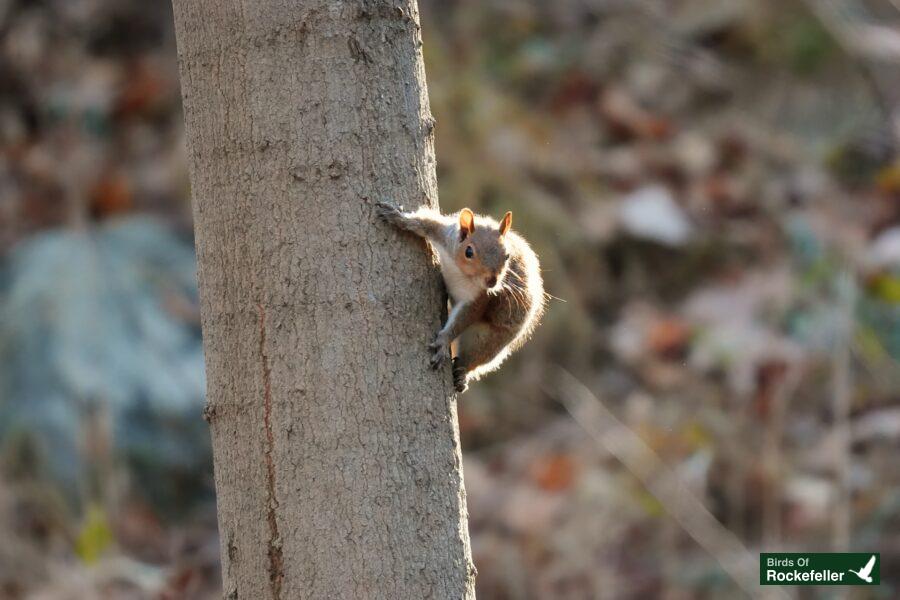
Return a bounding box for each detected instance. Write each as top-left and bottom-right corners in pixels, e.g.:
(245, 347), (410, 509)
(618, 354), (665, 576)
(549, 369), (790, 600)
(808, 0), (900, 60)
(805, 0), (900, 141)
(762, 366), (802, 552)
(831, 272), (856, 551)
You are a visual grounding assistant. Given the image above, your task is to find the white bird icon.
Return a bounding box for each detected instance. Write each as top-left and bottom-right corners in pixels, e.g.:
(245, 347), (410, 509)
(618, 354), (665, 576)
(848, 555), (876, 583)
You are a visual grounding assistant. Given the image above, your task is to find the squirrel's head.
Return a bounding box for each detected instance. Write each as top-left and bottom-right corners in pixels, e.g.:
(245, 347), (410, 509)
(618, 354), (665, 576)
(454, 208), (512, 292)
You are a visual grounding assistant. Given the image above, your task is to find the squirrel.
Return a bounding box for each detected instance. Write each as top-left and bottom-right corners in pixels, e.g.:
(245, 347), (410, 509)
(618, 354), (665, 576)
(375, 200), (545, 393)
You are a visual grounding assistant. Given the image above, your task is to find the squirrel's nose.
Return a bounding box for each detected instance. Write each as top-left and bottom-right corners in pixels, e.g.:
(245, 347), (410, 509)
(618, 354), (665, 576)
(486, 275), (498, 288)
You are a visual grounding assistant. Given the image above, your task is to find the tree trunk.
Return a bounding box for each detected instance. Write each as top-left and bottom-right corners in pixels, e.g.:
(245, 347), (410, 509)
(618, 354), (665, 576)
(171, 2), (475, 598)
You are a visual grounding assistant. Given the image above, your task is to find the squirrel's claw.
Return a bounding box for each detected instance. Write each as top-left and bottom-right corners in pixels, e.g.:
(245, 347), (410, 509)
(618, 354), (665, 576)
(429, 335), (450, 369)
(429, 344), (450, 369)
(374, 200), (403, 223)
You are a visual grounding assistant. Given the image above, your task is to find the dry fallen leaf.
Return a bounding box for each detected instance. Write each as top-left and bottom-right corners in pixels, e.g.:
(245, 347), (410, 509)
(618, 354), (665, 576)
(529, 453), (578, 493)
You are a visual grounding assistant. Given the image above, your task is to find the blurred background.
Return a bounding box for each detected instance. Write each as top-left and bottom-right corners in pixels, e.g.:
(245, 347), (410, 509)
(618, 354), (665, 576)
(1, 0), (899, 598)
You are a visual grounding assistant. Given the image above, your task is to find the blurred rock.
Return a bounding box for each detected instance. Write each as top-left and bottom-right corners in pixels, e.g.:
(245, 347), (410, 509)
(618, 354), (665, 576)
(867, 226), (900, 270)
(0, 217), (209, 511)
(618, 185), (693, 247)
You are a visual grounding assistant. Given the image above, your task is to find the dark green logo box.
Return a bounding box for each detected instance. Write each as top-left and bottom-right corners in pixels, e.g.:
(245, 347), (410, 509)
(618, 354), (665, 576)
(761, 553), (880, 586)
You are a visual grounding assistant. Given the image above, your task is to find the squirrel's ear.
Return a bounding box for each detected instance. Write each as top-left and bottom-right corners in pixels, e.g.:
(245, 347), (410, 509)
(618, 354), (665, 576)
(459, 208), (475, 240)
(499, 211), (512, 236)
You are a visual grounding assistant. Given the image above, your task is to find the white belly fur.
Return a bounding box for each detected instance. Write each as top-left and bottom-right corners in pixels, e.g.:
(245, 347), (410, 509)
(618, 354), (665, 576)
(436, 246), (480, 303)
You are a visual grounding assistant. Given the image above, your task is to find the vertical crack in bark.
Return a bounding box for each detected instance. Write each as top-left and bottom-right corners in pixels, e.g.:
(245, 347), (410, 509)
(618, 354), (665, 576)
(257, 303), (284, 599)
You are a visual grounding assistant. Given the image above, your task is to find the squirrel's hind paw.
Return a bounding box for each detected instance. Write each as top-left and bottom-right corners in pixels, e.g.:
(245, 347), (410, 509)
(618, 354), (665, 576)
(452, 360), (469, 393)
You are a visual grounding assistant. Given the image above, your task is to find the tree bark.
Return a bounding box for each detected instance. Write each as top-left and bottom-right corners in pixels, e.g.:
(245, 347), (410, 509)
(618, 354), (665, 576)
(171, 2), (475, 598)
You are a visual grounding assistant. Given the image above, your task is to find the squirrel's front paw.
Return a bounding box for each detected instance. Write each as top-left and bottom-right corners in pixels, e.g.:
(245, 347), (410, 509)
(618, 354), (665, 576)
(428, 336), (450, 369)
(374, 200), (403, 224)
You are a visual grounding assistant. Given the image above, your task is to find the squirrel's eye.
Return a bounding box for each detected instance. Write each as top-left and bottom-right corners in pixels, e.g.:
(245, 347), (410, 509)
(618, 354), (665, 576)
(465, 246), (474, 259)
